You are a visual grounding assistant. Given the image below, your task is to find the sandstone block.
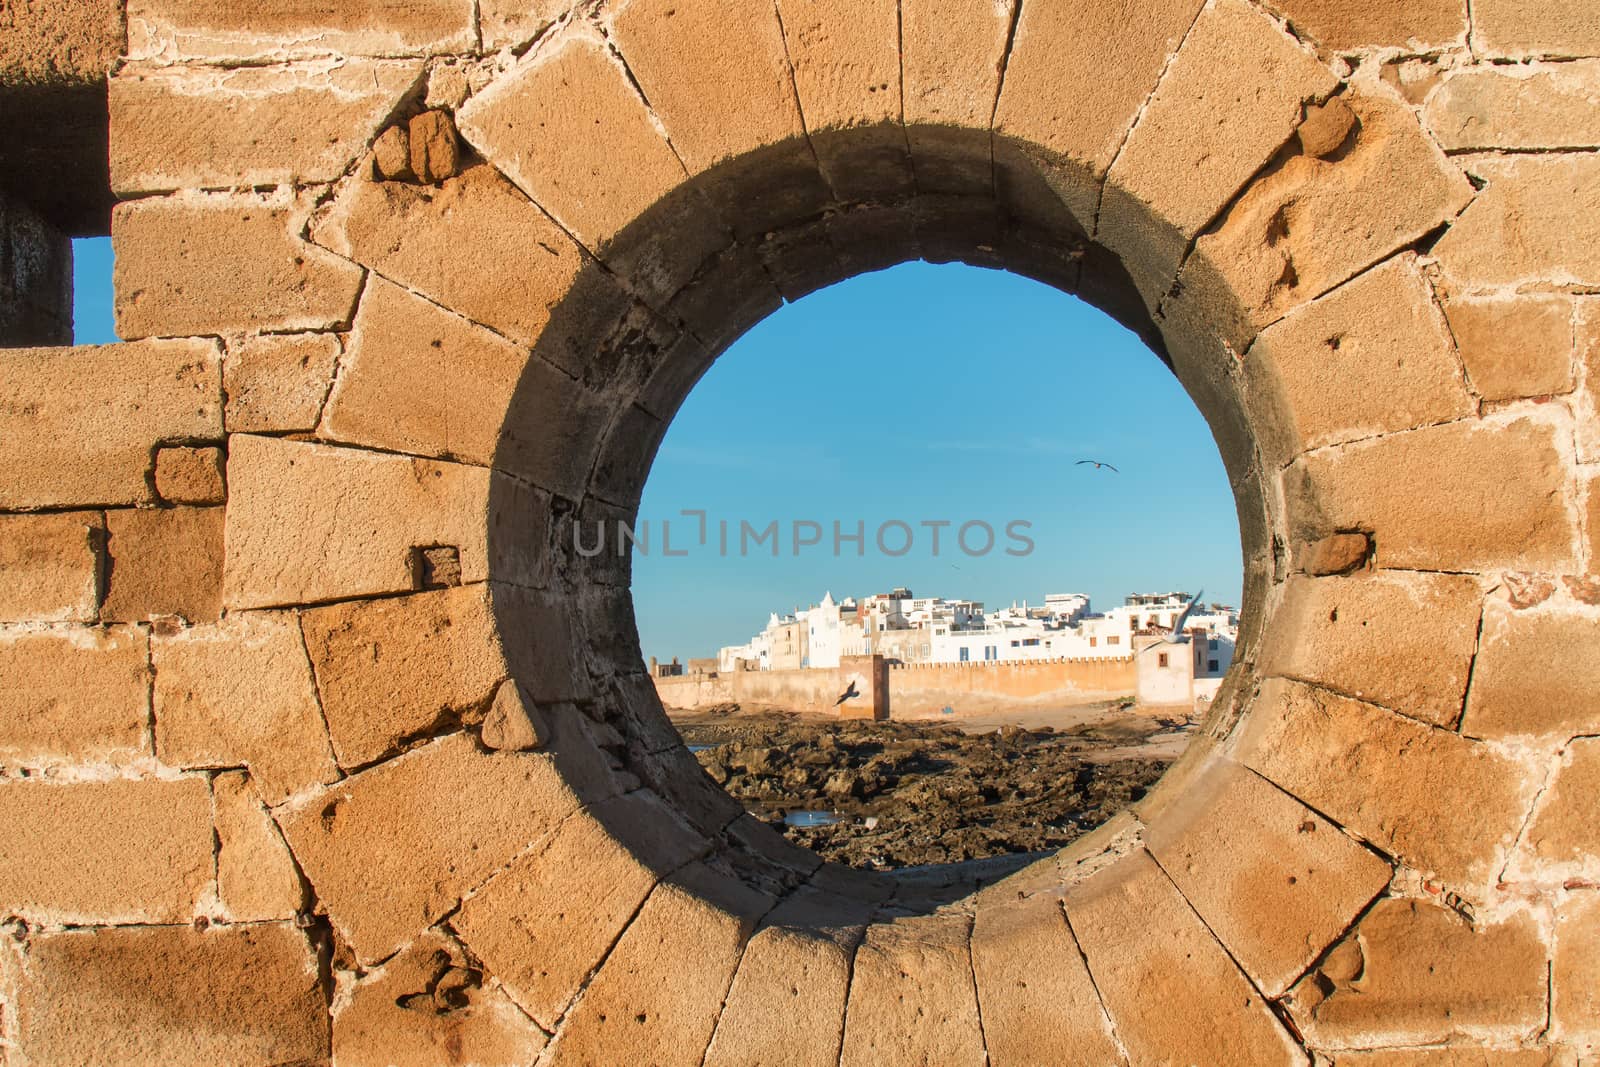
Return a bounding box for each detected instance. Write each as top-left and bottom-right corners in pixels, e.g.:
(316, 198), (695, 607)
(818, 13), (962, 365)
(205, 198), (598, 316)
(1261, 0), (1466, 51)
(1445, 294), (1575, 401)
(480, 679), (548, 751)
(1286, 415), (1577, 574)
(114, 192), (364, 339)
(0, 339), (221, 508)
(1099, 0), (1337, 302)
(1146, 759), (1393, 995)
(212, 770), (305, 920)
(544, 861), (773, 1066)
(1066, 849), (1302, 1065)
(2, 923), (328, 1067)
(0, 0), (124, 84)
(1258, 572), (1483, 728)
(223, 434), (491, 608)
(0, 625), (149, 764)
(301, 585), (508, 769)
(276, 732), (585, 963)
(371, 123), (411, 180)
(970, 895), (1125, 1063)
(153, 611), (338, 803)
(1522, 738), (1600, 871)
(1427, 62), (1600, 151)
(332, 930), (549, 1067)
(154, 444), (225, 504)
(223, 332), (340, 433)
(1240, 679), (1532, 892)
(901, 0), (1013, 192)
(453, 790), (708, 1028)
(1433, 154), (1600, 290)
(407, 108), (459, 183)
(0, 777), (213, 923)
(1576, 300), (1600, 465)
(1326, 1051), (1563, 1067)
(1301, 531), (1370, 575)
(1243, 256), (1473, 465)
(479, 0), (566, 51)
(0, 511), (103, 622)
(1472, 0), (1600, 58)
(1554, 892), (1600, 1041)
(704, 887), (869, 1067)
(126, 0), (475, 61)
(1286, 897), (1546, 1047)
(1297, 97), (1357, 158)
(1463, 599), (1600, 738)
(110, 61), (422, 194)
(102, 506), (225, 623)
(841, 912), (986, 1067)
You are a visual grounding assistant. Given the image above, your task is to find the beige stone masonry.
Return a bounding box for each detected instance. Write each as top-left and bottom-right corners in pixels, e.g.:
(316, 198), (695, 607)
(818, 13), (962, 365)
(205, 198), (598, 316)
(152, 610), (338, 803)
(479, 0), (567, 53)
(1260, 0), (1467, 52)
(1258, 572), (1483, 728)
(1445, 294), (1575, 402)
(102, 505), (225, 623)
(840, 910), (987, 1066)
(223, 333), (341, 433)
(114, 192), (365, 339)
(153, 445), (225, 504)
(126, 0), (475, 61)
(1472, 0), (1600, 59)
(1433, 154), (1600, 291)
(1146, 759), (1392, 996)
(109, 61), (422, 194)
(1066, 849), (1303, 1065)
(1553, 892), (1600, 1043)
(0, 777), (213, 924)
(1325, 1050), (1564, 1067)
(0, 339), (221, 509)
(900, 0), (1012, 194)
(1521, 739), (1600, 875)
(331, 930), (550, 1067)
(212, 770), (305, 921)
(1579, 300), (1600, 465)
(1286, 897), (1547, 1048)
(0, 511), (103, 622)
(1463, 597), (1600, 739)
(1426, 61), (1600, 152)
(0, 625), (149, 764)
(1239, 679), (1532, 892)
(2, 922), (329, 1067)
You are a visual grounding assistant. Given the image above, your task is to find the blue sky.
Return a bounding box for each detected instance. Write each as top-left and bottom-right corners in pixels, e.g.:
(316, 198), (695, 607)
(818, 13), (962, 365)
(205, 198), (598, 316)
(72, 240), (1242, 662)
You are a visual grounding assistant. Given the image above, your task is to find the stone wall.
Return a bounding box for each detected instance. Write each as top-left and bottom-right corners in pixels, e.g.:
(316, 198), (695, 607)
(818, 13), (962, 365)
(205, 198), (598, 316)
(655, 655), (890, 719)
(1, 1), (1598, 1064)
(888, 657), (1139, 716)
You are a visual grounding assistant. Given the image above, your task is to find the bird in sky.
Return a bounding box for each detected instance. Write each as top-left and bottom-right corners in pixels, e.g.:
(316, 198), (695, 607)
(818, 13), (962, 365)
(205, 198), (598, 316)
(1075, 459), (1120, 473)
(835, 679), (860, 706)
(1140, 589), (1205, 656)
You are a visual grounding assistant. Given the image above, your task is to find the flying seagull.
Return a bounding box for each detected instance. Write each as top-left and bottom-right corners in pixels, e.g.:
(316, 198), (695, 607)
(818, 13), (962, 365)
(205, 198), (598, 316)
(1140, 589), (1204, 656)
(835, 679), (860, 706)
(1075, 459), (1120, 473)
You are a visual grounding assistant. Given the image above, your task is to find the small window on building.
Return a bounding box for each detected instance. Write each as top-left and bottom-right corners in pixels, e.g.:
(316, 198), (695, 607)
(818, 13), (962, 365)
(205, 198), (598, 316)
(1209, 660), (1220, 672)
(959, 647), (970, 662)
(1108, 635), (1120, 646)
(1089, 636), (1097, 647)
(1158, 652), (1169, 668)
(1209, 638), (1218, 650)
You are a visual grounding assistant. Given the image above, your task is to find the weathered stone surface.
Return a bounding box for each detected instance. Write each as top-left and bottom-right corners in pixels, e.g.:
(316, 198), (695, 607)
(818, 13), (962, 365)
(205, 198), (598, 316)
(1554, 892), (1600, 1042)
(2, 923), (329, 1067)
(1067, 849), (1301, 1065)
(995, 0), (1203, 221)
(1147, 759), (1393, 995)
(0, 511), (103, 622)
(901, 0), (1012, 193)
(126, 0), (475, 60)
(1243, 256), (1474, 464)
(277, 732), (584, 963)
(1100, 0), (1337, 300)
(154, 444), (225, 504)
(1297, 96), (1356, 158)
(0, 625), (148, 763)
(0, 777), (212, 923)
(223, 332), (340, 433)
(223, 434), (491, 608)
(704, 887), (869, 1067)
(840, 911), (986, 1067)
(478, 0), (566, 51)
(544, 861), (773, 1066)
(1472, 0), (1600, 58)
(1240, 678), (1532, 891)
(970, 895), (1126, 1063)
(453, 790), (707, 1028)
(1258, 572), (1483, 728)
(407, 108), (459, 183)
(1427, 62), (1600, 152)
(1262, 0), (1466, 51)
(0, 0), (124, 84)
(301, 585), (507, 769)
(1463, 599), (1600, 738)
(153, 611), (338, 803)
(1191, 96), (1474, 351)
(480, 678), (548, 751)
(332, 930), (549, 1067)
(110, 61), (422, 193)
(1433, 154), (1600, 290)
(1286, 897), (1546, 1047)
(1286, 415), (1577, 574)
(1445, 294), (1574, 401)
(1325, 1052), (1563, 1067)
(0, 339), (221, 509)
(1522, 739), (1600, 870)
(1300, 531), (1370, 575)
(212, 770), (305, 920)
(102, 506), (225, 623)
(371, 122), (410, 179)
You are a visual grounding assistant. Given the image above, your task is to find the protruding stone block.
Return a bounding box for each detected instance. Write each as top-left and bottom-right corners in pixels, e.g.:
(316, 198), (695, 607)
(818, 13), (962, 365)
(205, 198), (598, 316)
(223, 333), (341, 433)
(1463, 599), (1600, 738)
(0, 512), (103, 622)
(0, 625), (149, 764)
(153, 611), (339, 804)
(212, 770), (305, 921)
(841, 912), (986, 1067)
(154, 445), (225, 504)
(1444, 294), (1575, 401)
(103, 506), (225, 623)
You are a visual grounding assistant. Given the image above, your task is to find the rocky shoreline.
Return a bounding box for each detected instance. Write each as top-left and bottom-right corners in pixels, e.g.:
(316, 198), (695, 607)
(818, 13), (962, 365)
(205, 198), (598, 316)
(676, 706), (1190, 869)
